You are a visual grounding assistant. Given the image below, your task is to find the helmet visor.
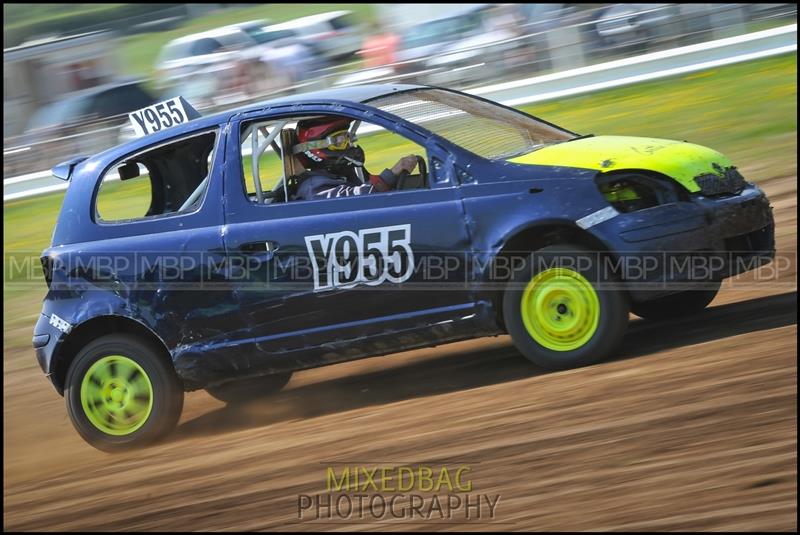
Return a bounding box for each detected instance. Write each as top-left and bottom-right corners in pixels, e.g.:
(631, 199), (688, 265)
(326, 129), (354, 151)
(293, 129), (357, 154)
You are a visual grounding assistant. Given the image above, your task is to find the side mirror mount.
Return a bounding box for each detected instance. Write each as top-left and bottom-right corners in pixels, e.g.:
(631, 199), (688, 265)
(51, 155), (90, 181)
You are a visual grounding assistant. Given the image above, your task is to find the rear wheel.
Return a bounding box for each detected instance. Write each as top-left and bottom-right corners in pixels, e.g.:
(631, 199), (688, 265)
(65, 334), (184, 452)
(205, 372), (293, 405)
(503, 245), (629, 370)
(631, 281), (721, 320)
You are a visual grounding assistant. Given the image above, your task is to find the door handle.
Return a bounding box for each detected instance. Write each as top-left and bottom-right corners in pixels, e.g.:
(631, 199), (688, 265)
(265, 240), (279, 254)
(239, 241), (280, 260)
(239, 241), (280, 252)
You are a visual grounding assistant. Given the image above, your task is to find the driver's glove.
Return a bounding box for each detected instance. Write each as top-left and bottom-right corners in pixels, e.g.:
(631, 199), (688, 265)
(370, 155), (419, 192)
(391, 155), (419, 176)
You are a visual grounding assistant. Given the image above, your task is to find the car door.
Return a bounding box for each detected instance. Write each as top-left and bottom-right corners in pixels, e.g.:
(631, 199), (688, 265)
(222, 108), (476, 361)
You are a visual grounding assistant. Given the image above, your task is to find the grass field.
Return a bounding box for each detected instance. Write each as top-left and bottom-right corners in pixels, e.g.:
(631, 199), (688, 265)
(3, 53), (797, 348)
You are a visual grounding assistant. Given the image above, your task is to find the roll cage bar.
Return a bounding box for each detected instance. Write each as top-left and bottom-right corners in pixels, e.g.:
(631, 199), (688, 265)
(240, 117), (364, 204)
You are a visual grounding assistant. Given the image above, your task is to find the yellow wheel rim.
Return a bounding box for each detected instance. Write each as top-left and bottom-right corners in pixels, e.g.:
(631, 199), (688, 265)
(520, 268), (600, 351)
(80, 355), (153, 436)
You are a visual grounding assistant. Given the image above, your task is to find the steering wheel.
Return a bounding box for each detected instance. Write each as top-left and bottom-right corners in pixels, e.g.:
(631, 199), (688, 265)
(416, 155), (428, 187)
(395, 155), (428, 190)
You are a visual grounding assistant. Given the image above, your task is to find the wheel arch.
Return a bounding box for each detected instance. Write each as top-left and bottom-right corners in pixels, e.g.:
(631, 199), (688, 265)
(487, 222), (620, 331)
(51, 315), (174, 395)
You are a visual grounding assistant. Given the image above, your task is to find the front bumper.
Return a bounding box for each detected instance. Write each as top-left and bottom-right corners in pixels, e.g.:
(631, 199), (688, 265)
(593, 183), (775, 301)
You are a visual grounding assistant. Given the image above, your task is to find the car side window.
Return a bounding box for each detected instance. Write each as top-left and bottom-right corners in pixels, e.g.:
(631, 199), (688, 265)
(95, 130), (217, 223)
(90, 91), (114, 118)
(191, 38), (223, 56)
(240, 115), (431, 205)
(356, 126), (426, 178)
(113, 85), (154, 113)
(240, 123), (284, 201)
(94, 86), (153, 118)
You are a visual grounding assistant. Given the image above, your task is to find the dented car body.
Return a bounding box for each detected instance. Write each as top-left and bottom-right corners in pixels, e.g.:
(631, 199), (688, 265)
(33, 84), (774, 449)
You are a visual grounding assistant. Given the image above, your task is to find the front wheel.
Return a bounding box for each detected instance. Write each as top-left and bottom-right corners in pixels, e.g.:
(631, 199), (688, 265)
(631, 281), (721, 321)
(64, 334), (184, 452)
(503, 245), (630, 370)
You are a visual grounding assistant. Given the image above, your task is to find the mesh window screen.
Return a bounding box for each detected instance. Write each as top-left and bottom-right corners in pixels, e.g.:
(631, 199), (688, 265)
(366, 89), (574, 160)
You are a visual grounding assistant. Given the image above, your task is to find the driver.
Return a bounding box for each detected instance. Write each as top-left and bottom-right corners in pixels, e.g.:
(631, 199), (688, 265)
(291, 116), (421, 201)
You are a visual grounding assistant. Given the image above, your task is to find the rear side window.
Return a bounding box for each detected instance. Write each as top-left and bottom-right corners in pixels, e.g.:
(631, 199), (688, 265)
(114, 86), (154, 111)
(190, 38), (223, 56)
(219, 31), (254, 48)
(262, 29), (294, 42)
(303, 22), (330, 36)
(94, 86), (154, 118)
(95, 131), (217, 223)
(330, 14), (356, 30)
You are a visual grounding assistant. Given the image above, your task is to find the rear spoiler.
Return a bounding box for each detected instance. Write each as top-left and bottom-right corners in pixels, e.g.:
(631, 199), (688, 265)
(51, 156), (90, 181)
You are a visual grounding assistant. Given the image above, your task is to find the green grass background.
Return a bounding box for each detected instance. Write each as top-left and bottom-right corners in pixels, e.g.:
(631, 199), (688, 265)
(4, 53), (797, 350)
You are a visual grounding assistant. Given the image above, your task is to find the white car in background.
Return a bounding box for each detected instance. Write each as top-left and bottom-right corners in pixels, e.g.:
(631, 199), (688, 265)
(155, 21), (324, 101)
(250, 24), (325, 82)
(265, 10), (362, 61)
(155, 26), (259, 82)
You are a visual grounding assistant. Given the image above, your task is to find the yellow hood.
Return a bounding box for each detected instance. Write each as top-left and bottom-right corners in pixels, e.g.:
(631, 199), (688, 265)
(509, 135), (735, 192)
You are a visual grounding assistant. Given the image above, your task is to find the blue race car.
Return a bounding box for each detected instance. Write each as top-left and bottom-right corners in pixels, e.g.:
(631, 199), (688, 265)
(33, 84), (775, 451)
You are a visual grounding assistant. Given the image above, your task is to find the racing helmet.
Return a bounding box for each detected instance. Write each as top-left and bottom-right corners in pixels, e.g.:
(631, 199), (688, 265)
(293, 116), (364, 171)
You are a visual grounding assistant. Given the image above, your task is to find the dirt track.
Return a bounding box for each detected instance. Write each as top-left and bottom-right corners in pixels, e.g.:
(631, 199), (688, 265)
(3, 177), (797, 531)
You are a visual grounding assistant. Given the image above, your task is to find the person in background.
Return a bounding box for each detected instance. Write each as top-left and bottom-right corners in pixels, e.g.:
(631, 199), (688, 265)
(360, 21), (400, 68)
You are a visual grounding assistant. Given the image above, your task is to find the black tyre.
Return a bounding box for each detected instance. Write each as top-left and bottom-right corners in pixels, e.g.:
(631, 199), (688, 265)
(503, 244), (630, 370)
(205, 372), (293, 404)
(64, 334), (184, 453)
(631, 281), (721, 321)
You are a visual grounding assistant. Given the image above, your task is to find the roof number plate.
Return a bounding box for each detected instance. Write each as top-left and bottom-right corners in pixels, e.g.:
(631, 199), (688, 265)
(128, 96), (200, 137)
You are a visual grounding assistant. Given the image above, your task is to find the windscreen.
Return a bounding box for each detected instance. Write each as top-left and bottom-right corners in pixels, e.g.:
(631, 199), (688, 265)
(404, 19), (461, 48)
(27, 96), (89, 130)
(366, 89), (575, 160)
(159, 41), (194, 62)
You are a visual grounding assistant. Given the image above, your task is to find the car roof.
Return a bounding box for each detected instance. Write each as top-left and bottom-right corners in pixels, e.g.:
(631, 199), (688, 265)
(421, 4), (490, 23)
(217, 19), (270, 32)
(58, 78), (148, 100)
(190, 84), (426, 128)
(167, 27), (249, 46)
(78, 84), (438, 192)
(267, 10), (353, 30)
(99, 84), (426, 158)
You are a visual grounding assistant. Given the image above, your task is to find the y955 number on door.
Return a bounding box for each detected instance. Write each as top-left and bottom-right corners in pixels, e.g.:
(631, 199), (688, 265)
(305, 224), (414, 292)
